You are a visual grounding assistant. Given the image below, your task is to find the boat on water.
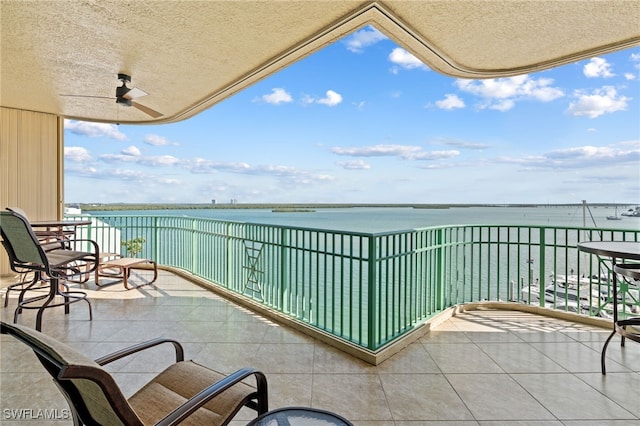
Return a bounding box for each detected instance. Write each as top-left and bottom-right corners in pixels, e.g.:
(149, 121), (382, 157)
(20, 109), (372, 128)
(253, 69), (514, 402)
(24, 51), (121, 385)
(64, 204), (82, 215)
(521, 271), (640, 317)
(621, 206), (640, 217)
(521, 283), (612, 318)
(606, 205), (622, 220)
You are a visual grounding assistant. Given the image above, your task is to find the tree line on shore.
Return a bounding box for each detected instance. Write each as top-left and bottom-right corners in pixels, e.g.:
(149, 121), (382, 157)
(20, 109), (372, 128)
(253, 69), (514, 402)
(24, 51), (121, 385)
(74, 202), (631, 212)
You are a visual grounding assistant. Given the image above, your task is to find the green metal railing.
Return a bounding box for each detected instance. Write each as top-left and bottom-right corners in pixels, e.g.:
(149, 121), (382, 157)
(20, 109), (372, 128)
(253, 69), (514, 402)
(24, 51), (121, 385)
(71, 215), (640, 351)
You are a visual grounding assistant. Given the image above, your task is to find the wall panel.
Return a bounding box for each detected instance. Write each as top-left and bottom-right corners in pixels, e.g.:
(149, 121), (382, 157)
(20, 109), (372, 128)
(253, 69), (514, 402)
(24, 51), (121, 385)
(0, 107), (62, 276)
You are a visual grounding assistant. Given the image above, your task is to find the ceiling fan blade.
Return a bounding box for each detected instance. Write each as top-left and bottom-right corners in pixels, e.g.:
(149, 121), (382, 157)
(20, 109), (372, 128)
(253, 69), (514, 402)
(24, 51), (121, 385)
(123, 87), (148, 100)
(60, 94), (114, 99)
(132, 101), (163, 118)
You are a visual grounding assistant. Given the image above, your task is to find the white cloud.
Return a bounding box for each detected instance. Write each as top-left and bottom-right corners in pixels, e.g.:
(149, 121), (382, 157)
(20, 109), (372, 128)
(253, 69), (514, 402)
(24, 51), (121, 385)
(64, 146), (92, 162)
(303, 90), (343, 107)
(409, 150), (460, 160)
(337, 160), (371, 170)
(332, 144), (422, 158)
(566, 86), (629, 118)
(316, 90), (343, 107)
(122, 145), (141, 156)
(187, 159), (333, 185)
(434, 138), (490, 150)
(331, 144), (459, 161)
(190, 159), (249, 174)
(435, 94), (465, 110)
(99, 153), (181, 167)
(144, 134), (176, 146)
(137, 155), (182, 166)
(64, 120), (126, 140)
(455, 75), (564, 111)
(258, 88), (292, 105)
(344, 26), (387, 53)
(388, 48), (427, 70)
(583, 57), (615, 78)
(624, 73), (636, 80)
(497, 142), (640, 169)
(489, 99), (515, 112)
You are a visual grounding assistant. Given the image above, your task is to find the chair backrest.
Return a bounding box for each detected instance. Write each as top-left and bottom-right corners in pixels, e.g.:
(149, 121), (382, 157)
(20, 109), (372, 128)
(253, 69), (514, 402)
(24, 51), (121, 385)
(0, 210), (47, 269)
(1, 321), (144, 426)
(6, 206), (30, 220)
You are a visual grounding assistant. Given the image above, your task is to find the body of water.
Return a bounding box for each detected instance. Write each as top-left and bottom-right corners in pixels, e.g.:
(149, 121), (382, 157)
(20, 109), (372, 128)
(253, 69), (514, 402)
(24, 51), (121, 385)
(87, 205), (640, 233)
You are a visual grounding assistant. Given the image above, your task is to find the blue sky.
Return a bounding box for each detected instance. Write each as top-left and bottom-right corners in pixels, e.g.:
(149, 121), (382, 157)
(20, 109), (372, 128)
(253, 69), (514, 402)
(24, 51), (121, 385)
(64, 27), (640, 205)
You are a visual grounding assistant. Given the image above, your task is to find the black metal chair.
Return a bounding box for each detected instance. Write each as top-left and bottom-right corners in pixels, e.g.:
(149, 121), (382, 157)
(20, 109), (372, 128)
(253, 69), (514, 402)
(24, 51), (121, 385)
(612, 264), (640, 339)
(600, 262), (640, 374)
(3, 207), (60, 306)
(0, 210), (99, 331)
(1, 321), (269, 425)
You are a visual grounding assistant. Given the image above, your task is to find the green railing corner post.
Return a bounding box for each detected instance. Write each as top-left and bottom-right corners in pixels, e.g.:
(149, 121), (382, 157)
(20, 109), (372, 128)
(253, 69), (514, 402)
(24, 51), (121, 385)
(367, 235), (377, 351)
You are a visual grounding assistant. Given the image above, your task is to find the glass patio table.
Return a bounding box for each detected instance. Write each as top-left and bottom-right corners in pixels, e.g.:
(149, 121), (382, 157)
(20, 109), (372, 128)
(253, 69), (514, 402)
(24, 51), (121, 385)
(246, 407), (353, 425)
(577, 241), (640, 374)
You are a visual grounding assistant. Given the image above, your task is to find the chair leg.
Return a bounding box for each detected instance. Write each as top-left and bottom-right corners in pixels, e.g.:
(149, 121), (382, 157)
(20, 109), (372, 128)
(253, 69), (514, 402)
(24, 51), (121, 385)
(5, 272), (41, 307)
(14, 277), (92, 332)
(35, 291), (57, 332)
(600, 329), (616, 374)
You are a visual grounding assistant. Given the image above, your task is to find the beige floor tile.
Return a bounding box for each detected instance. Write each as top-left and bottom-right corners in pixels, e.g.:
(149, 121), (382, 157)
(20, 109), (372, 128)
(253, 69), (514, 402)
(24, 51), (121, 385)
(375, 342), (440, 374)
(512, 373), (637, 420)
(252, 342), (315, 374)
(529, 341), (632, 373)
(446, 373), (555, 421)
(380, 373), (474, 421)
(313, 343), (377, 374)
(263, 373), (314, 408)
(311, 374), (392, 422)
(193, 342), (262, 373)
(419, 329), (474, 343)
(475, 342), (566, 373)
(423, 343), (503, 373)
(575, 372), (640, 418)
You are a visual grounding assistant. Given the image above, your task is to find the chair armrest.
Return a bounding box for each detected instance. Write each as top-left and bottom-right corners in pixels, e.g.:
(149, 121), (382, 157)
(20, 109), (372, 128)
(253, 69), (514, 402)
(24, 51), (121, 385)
(156, 368), (269, 426)
(62, 238), (100, 255)
(95, 338), (184, 365)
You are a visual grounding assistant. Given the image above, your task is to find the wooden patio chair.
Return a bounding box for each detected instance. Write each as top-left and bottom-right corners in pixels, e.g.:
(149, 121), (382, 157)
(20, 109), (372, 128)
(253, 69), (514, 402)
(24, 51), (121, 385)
(0, 321), (269, 425)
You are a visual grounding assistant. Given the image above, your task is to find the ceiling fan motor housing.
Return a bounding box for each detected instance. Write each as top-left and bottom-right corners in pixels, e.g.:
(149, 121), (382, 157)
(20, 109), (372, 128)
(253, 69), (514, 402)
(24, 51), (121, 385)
(116, 73), (132, 105)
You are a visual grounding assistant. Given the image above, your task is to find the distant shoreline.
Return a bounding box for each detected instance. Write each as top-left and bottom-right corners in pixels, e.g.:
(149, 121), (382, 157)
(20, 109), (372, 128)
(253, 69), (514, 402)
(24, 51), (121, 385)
(74, 202), (634, 212)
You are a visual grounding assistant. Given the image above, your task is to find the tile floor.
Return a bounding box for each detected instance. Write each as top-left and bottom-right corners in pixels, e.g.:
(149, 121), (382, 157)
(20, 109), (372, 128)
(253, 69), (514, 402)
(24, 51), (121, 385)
(1, 269), (639, 425)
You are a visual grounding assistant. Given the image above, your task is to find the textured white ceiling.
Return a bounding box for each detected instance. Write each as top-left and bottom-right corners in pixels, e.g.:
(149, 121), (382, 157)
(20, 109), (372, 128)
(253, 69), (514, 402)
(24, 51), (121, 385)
(1, 0), (639, 124)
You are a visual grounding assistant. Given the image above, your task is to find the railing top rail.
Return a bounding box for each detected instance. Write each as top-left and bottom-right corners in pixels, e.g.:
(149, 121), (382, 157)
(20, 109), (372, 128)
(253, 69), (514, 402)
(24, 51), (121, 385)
(78, 213), (638, 238)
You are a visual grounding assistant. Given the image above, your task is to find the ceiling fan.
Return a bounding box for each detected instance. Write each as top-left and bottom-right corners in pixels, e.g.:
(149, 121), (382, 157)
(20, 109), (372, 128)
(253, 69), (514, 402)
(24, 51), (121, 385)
(60, 73), (163, 118)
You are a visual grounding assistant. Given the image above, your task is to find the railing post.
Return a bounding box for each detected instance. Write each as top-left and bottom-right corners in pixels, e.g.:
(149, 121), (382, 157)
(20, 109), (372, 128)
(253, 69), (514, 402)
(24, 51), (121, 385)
(154, 216), (159, 264)
(191, 218), (196, 274)
(539, 227), (546, 307)
(367, 235), (377, 351)
(225, 222), (232, 289)
(435, 228), (444, 311)
(280, 227), (288, 311)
